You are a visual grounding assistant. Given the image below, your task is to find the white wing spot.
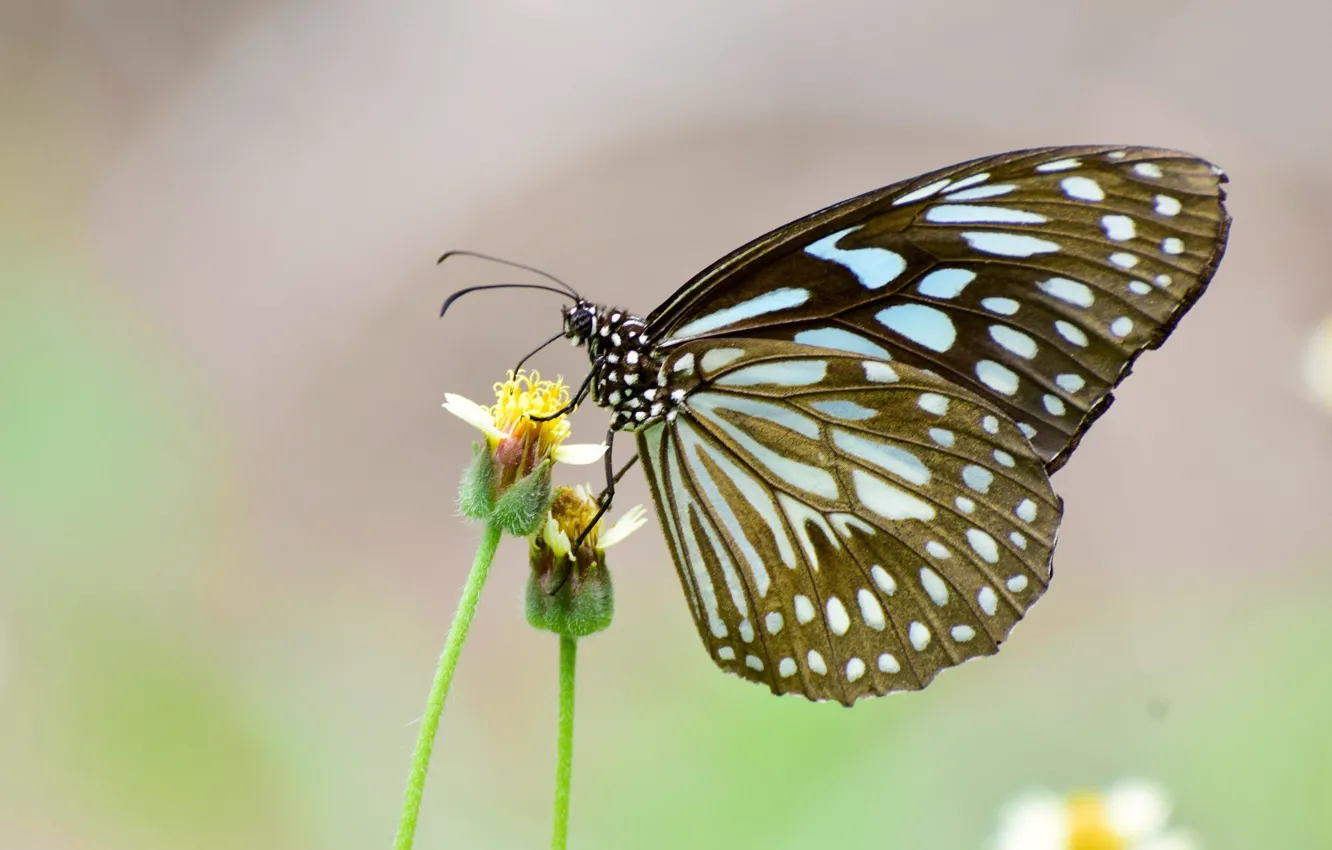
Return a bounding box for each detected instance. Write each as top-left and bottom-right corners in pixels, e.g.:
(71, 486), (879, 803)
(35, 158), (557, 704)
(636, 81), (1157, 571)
(945, 184), (1016, 201)
(794, 595), (816, 624)
(1155, 274), (1172, 287)
(989, 325), (1039, 359)
(1056, 373), (1086, 393)
(700, 347), (745, 372)
(1110, 252), (1139, 269)
(805, 226), (907, 290)
(1019, 423), (1038, 439)
(851, 469), (937, 521)
(826, 596), (851, 636)
(993, 449), (1016, 468)
(845, 657), (867, 683)
(878, 653), (901, 673)
(833, 429), (931, 485)
(951, 625), (977, 642)
(945, 172), (991, 192)
(1007, 574), (1030, 592)
(718, 646), (736, 660)
(673, 288), (810, 338)
(982, 415), (999, 434)
(863, 360), (899, 383)
(920, 567), (950, 606)
(955, 495), (976, 514)
(871, 565), (897, 596)
(1129, 280), (1153, 295)
(1111, 317), (1134, 338)
(1016, 499), (1038, 522)
(745, 655), (764, 671)
(978, 586), (999, 616)
(894, 178), (952, 205)
(877, 304), (957, 352)
(966, 528), (1001, 563)
(807, 650), (828, 675)
(962, 231), (1060, 257)
(672, 352), (695, 374)
(926, 205), (1047, 225)
(795, 327), (891, 359)
(929, 427), (955, 447)
(918, 393), (949, 415)
(916, 268), (977, 299)
(1133, 162), (1164, 178)
(976, 360), (1020, 395)
(1039, 277), (1095, 308)
(1036, 157), (1081, 172)
(925, 541), (952, 561)
(1106, 150), (1127, 160)
(1101, 214), (1136, 241)
(909, 621), (932, 651)
(1055, 320), (1089, 347)
(962, 465), (993, 494)
(717, 360), (828, 387)
(739, 619), (755, 643)
(765, 611), (784, 635)
(857, 588), (886, 630)
(982, 297), (1021, 316)
(1060, 176), (1105, 202)
(1043, 394), (1067, 416)
(778, 657), (797, 677)
(811, 399), (877, 421)
(1162, 237), (1185, 255)
(1010, 531), (1027, 549)
(1154, 194), (1182, 216)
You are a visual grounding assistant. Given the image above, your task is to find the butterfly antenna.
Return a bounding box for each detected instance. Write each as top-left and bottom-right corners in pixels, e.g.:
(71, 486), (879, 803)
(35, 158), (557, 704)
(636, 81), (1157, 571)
(439, 283), (575, 318)
(512, 329), (567, 374)
(438, 250), (581, 298)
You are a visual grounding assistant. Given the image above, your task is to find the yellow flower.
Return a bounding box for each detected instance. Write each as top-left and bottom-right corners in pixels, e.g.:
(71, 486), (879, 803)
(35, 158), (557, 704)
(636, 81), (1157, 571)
(446, 370), (606, 536)
(992, 780), (1197, 850)
(527, 484), (648, 637)
(443, 370), (606, 477)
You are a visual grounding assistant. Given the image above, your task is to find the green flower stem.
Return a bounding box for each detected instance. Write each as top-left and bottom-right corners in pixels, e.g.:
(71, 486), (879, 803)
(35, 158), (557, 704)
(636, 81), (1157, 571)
(394, 521), (504, 850)
(551, 634), (578, 850)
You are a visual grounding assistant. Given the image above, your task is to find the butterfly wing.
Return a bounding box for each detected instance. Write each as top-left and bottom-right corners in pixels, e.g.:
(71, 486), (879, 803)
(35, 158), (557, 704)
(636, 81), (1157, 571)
(647, 146), (1230, 472)
(637, 339), (1060, 705)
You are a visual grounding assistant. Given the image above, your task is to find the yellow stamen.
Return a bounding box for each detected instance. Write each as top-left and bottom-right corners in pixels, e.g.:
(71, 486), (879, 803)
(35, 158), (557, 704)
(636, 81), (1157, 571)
(1067, 793), (1127, 850)
(489, 370), (572, 460)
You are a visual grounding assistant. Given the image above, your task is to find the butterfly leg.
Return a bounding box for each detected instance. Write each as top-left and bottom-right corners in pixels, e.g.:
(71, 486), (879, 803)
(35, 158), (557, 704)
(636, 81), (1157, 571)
(529, 370), (595, 422)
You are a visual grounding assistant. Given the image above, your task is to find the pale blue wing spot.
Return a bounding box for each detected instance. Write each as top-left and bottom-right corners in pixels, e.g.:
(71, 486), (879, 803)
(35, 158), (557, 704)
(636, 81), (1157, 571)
(810, 399), (878, 421)
(961, 231), (1059, 257)
(925, 205), (1047, 225)
(670, 287), (809, 339)
(805, 226), (906, 290)
(793, 327), (891, 359)
(876, 304), (957, 352)
(916, 268), (977, 300)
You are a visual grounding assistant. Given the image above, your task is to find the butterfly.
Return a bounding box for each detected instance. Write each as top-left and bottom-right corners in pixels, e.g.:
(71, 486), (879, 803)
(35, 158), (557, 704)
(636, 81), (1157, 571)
(448, 146), (1230, 705)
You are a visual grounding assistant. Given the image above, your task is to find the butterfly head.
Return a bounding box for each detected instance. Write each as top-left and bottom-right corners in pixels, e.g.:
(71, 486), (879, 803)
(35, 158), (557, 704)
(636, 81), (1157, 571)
(562, 300), (599, 346)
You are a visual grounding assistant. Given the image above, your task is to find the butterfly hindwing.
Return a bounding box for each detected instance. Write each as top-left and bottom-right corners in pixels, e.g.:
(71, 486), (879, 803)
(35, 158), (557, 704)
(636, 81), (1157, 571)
(637, 340), (1061, 704)
(647, 146), (1230, 471)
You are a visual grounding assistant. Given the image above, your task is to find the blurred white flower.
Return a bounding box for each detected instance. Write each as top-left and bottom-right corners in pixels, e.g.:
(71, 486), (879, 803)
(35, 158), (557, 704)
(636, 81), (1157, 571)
(991, 779), (1197, 850)
(1302, 314), (1332, 414)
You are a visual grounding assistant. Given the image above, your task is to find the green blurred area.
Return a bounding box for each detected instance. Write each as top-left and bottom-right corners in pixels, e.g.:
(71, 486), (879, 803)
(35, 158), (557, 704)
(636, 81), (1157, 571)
(2, 238), (1329, 849)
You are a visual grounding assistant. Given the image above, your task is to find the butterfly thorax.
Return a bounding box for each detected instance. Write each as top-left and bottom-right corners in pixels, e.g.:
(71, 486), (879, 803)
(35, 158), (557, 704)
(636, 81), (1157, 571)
(562, 301), (677, 431)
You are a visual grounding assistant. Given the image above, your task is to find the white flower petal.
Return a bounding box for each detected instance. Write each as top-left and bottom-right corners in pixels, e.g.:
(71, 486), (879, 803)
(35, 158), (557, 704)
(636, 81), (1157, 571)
(1105, 779), (1171, 839)
(541, 515), (571, 557)
(599, 504), (649, 550)
(552, 442), (608, 465)
(1302, 314), (1332, 414)
(442, 393), (505, 441)
(991, 791), (1067, 850)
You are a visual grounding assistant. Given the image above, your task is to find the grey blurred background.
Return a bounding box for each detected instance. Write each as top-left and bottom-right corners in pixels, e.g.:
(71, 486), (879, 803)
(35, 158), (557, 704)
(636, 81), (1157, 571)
(2, 1), (1330, 848)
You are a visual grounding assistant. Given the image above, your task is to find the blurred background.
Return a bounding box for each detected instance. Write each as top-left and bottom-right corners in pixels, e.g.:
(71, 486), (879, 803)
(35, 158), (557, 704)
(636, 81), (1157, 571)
(3, 1), (1331, 848)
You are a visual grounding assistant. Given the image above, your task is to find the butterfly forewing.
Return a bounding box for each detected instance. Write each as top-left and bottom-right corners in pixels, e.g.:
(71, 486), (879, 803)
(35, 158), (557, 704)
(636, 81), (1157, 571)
(648, 146), (1230, 471)
(637, 340), (1061, 704)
